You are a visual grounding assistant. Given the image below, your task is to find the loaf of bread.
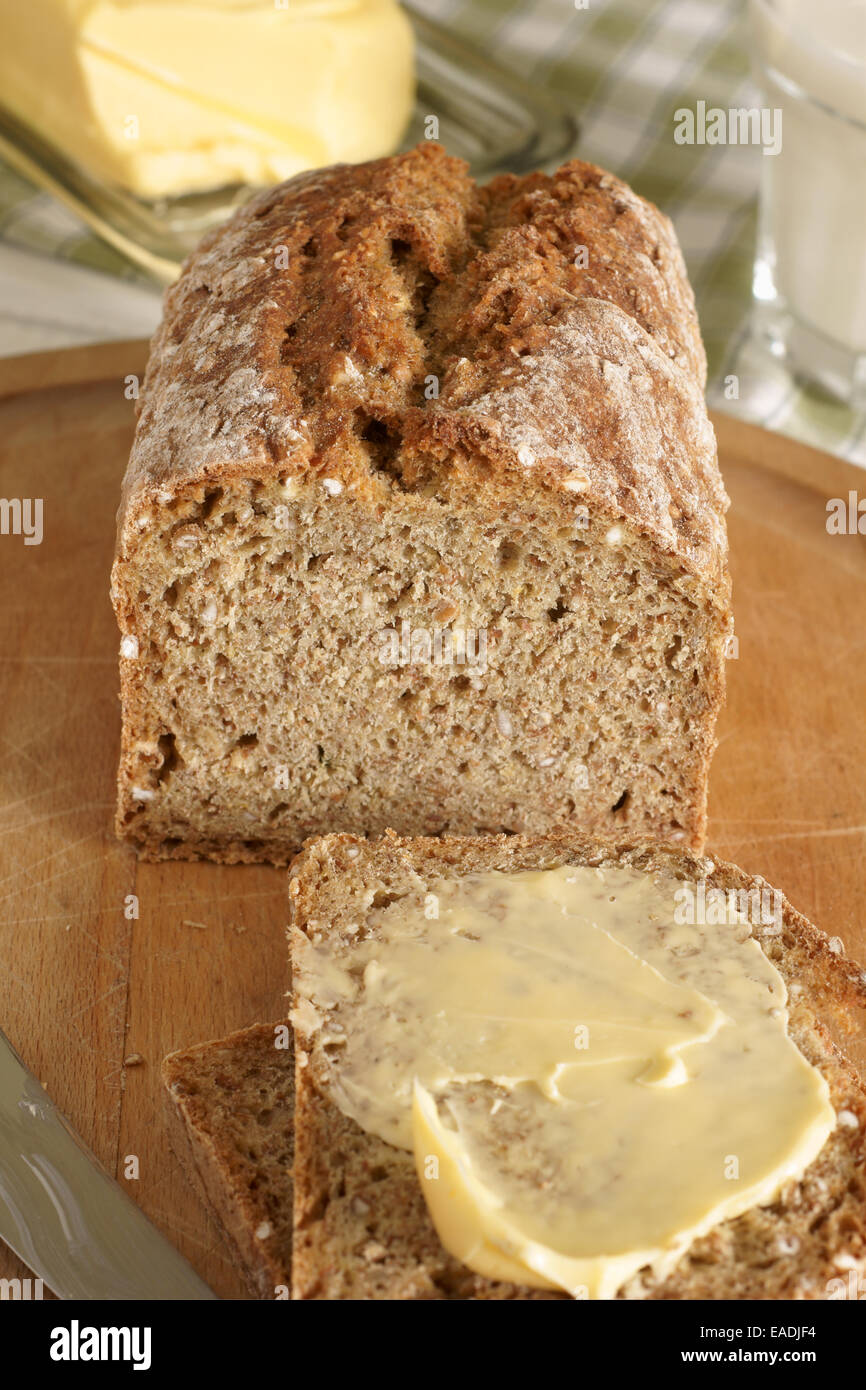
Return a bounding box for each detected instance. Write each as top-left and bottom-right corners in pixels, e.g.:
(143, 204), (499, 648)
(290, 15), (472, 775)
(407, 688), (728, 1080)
(113, 143), (731, 864)
(162, 1023), (294, 1300)
(289, 831), (866, 1301)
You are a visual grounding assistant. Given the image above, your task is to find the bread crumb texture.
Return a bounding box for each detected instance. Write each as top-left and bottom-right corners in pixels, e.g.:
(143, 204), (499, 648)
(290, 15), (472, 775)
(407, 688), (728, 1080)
(113, 144), (731, 864)
(162, 1024), (294, 1299)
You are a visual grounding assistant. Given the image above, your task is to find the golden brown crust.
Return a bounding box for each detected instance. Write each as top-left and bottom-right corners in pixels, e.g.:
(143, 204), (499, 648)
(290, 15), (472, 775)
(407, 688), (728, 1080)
(116, 143), (727, 590)
(444, 160), (706, 386)
(290, 830), (866, 1301)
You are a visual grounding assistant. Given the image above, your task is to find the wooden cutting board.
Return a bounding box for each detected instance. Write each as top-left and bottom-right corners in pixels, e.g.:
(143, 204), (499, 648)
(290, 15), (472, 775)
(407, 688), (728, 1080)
(0, 341), (864, 1300)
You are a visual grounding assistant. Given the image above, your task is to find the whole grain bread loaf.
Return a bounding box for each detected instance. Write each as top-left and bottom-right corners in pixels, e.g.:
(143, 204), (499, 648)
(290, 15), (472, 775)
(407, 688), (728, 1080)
(113, 143), (730, 865)
(289, 831), (866, 1301)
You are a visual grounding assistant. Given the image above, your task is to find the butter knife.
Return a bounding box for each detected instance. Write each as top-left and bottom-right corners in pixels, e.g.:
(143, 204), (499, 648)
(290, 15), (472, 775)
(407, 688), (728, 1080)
(0, 1028), (217, 1299)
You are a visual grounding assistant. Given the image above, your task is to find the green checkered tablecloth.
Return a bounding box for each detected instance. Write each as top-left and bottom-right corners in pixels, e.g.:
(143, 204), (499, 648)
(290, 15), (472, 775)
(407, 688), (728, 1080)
(2, 0), (864, 462)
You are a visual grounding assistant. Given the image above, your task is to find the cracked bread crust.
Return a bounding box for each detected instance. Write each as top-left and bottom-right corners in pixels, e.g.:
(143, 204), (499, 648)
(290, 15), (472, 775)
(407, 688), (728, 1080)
(289, 831), (866, 1302)
(116, 143), (725, 584)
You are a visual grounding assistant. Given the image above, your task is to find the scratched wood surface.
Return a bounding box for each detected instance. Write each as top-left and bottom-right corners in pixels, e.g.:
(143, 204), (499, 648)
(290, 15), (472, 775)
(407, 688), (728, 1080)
(0, 341), (863, 1300)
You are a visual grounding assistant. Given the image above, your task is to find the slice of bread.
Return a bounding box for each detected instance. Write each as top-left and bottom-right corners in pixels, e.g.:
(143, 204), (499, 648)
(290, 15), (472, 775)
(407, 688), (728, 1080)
(289, 831), (866, 1301)
(113, 143), (730, 866)
(162, 1023), (294, 1300)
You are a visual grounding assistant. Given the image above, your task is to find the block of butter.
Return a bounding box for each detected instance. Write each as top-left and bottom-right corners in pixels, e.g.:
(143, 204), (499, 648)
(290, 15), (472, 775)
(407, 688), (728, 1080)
(0, 0), (415, 198)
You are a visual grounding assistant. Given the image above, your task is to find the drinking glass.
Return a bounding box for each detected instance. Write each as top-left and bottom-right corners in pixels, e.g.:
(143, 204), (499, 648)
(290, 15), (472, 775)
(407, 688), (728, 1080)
(749, 0), (866, 406)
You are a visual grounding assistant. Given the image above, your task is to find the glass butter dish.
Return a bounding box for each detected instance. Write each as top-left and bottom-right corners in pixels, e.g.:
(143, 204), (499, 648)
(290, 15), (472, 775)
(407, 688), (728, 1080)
(0, 4), (578, 283)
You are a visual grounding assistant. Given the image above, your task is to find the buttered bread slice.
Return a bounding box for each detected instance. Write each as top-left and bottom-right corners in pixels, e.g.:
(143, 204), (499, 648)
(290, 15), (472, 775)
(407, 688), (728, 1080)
(288, 831), (866, 1301)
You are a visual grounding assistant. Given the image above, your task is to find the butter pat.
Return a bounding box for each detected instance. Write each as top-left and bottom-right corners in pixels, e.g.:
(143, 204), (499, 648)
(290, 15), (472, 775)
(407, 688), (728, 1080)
(295, 865), (835, 1299)
(0, 0), (415, 197)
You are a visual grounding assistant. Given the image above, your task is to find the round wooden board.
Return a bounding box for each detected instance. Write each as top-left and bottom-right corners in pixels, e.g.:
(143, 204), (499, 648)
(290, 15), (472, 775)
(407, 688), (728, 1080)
(0, 342), (863, 1299)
